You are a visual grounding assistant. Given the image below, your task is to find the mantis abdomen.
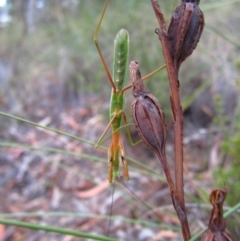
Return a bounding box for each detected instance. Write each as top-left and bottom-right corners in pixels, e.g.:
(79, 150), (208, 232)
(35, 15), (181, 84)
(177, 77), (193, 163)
(110, 29), (129, 127)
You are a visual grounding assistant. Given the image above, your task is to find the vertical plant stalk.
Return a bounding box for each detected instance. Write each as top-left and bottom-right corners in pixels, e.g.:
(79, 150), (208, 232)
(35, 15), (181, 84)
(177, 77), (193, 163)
(150, 0), (190, 240)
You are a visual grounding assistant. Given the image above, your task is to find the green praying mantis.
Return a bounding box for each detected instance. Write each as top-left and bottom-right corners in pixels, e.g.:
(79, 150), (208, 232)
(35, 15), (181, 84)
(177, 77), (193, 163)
(94, 0), (165, 183)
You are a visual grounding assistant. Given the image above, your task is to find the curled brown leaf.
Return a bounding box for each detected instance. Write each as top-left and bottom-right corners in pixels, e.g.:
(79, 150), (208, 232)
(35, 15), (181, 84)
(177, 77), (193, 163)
(200, 188), (235, 241)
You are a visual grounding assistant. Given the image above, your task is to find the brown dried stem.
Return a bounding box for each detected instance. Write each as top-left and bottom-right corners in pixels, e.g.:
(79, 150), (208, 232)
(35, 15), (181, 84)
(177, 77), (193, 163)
(150, 0), (190, 240)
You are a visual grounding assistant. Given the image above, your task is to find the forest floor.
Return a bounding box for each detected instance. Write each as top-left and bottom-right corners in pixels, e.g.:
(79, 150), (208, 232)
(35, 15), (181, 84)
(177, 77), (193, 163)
(0, 83), (227, 241)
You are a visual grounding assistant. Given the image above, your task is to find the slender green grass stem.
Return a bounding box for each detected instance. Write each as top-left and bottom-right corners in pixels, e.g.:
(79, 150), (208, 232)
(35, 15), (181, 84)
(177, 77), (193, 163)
(0, 218), (119, 241)
(0, 111), (95, 147)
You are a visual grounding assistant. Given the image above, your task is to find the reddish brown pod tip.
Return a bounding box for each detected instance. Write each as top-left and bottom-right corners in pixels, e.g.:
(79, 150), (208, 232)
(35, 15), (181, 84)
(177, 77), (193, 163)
(200, 188), (235, 241)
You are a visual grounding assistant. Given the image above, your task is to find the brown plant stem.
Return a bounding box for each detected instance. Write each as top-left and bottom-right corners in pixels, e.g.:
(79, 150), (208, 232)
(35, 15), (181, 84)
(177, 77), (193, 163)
(129, 61), (190, 239)
(150, 0), (190, 240)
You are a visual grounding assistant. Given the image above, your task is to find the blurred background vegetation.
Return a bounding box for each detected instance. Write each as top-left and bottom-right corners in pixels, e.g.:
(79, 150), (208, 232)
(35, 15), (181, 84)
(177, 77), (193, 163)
(0, 0), (240, 240)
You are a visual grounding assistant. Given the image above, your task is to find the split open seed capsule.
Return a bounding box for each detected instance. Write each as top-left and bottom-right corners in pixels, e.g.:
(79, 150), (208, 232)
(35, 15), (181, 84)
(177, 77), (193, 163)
(168, 0), (204, 72)
(129, 61), (167, 157)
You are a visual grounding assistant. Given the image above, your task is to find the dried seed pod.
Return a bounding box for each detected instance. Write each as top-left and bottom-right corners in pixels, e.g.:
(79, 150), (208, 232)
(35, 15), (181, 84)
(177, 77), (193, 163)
(129, 61), (174, 192)
(129, 63), (190, 237)
(130, 61), (166, 159)
(168, 0), (204, 72)
(200, 188), (235, 241)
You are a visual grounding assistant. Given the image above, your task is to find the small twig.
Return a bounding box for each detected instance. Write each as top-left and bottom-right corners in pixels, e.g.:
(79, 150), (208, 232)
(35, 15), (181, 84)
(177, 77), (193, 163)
(150, 0), (166, 30)
(155, 27), (185, 212)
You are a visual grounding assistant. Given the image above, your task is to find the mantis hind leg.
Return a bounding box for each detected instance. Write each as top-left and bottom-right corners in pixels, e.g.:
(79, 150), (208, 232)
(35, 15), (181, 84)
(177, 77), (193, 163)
(95, 113), (119, 148)
(142, 64), (166, 81)
(108, 142), (122, 183)
(95, 110), (141, 148)
(108, 145), (114, 183)
(119, 110), (142, 147)
(108, 141), (129, 183)
(120, 64), (166, 94)
(94, 0), (117, 92)
(119, 142), (129, 181)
